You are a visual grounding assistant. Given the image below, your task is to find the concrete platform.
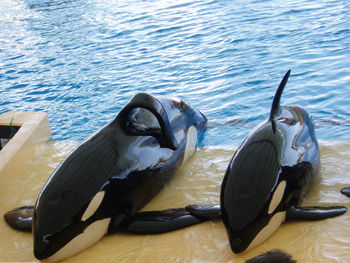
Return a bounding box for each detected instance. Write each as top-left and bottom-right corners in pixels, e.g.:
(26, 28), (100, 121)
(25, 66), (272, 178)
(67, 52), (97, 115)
(0, 111), (51, 177)
(1, 112), (350, 262)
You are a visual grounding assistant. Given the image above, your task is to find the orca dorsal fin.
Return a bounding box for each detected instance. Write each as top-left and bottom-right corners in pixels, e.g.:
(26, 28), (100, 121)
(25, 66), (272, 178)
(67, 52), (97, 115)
(119, 93), (178, 150)
(269, 70), (291, 132)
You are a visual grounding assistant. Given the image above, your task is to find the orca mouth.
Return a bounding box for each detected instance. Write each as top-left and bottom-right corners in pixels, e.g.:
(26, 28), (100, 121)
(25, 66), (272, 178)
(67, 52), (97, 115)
(33, 221), (86, 260)
(34, 218), (110, 261)
(34, 236), (53, 260)
(34, 244), (46, 260)
(34, 231), (62, 260)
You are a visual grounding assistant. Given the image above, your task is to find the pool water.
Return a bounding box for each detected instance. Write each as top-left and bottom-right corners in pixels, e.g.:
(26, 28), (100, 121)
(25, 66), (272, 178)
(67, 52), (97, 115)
(1, 0), (350, 262)
(1, 0), (350, 146)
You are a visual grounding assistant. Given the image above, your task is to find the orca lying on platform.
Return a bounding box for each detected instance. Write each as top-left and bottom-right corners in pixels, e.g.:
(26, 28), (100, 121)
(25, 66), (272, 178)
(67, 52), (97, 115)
(220, 70), (347, 253)
(150, 70), (347, 253)
(4, 93), (207, 261)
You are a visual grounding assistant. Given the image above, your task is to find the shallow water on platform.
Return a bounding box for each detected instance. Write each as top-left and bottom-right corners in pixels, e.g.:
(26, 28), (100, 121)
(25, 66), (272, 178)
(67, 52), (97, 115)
(1, 141), (350, 262)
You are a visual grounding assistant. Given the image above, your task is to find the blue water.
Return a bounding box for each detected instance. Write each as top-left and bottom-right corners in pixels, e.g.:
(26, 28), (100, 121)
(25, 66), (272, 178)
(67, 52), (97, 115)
(1, 0), (350, 146)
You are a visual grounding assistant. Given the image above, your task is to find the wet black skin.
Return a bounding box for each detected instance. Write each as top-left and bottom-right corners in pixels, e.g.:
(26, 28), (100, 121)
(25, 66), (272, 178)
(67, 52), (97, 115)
(341, 187), (350, 197)
(4, 206), (33, 232)
(31, 93), (207, 260)
(220, 70), (347, 254)
(221, 106), (319, 253)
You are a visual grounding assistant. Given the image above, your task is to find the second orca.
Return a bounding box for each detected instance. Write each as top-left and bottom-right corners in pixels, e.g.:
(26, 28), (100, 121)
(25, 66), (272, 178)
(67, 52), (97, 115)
(220, 70), (347, 253)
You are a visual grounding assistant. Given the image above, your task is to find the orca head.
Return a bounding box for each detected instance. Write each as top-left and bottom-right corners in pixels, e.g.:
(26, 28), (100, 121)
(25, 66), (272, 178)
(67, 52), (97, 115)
(32, 94), (207, 262)
(33, 151), (113, 261)
(221, 121), (287, 254)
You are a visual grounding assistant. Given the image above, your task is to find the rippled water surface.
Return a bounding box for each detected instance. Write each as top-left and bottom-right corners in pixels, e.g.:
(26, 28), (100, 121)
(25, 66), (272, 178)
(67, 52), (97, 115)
(1, 0), (350, 145)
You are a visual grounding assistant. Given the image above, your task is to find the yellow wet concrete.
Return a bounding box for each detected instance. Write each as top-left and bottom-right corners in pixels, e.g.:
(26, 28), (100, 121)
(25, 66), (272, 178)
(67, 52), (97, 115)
(0, 112), (350, 262)
(0, 111), (51, 176)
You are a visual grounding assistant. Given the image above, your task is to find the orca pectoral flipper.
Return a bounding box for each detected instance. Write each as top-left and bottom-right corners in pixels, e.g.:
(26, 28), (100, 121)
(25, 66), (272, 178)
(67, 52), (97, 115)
(117, 208), (208, 234)
(4, 206), (34, 232)
(185, 204), (221, 220)
(341, 186), (350, 197)
(286, 205), (347, 220)
(5, 205), (214, 234)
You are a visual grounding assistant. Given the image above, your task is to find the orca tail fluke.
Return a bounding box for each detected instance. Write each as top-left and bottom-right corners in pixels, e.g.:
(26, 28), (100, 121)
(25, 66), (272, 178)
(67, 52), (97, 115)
(269, 70), (291, 132)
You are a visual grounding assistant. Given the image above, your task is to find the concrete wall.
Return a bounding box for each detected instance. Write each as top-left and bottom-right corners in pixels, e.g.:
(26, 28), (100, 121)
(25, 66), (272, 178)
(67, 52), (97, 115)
(0, 111), (51, 178)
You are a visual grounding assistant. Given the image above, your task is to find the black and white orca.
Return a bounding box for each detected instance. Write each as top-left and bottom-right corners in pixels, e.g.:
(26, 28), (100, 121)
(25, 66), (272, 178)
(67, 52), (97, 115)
(167, 70), (348, 253)
(220, 70), (347, 253)
(4, 93), (207, 261)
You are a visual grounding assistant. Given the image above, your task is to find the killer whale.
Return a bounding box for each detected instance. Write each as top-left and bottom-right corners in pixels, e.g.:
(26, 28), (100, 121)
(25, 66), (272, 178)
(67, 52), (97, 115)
(220, 70), (347, 253)
(4, 93), (207, 261)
